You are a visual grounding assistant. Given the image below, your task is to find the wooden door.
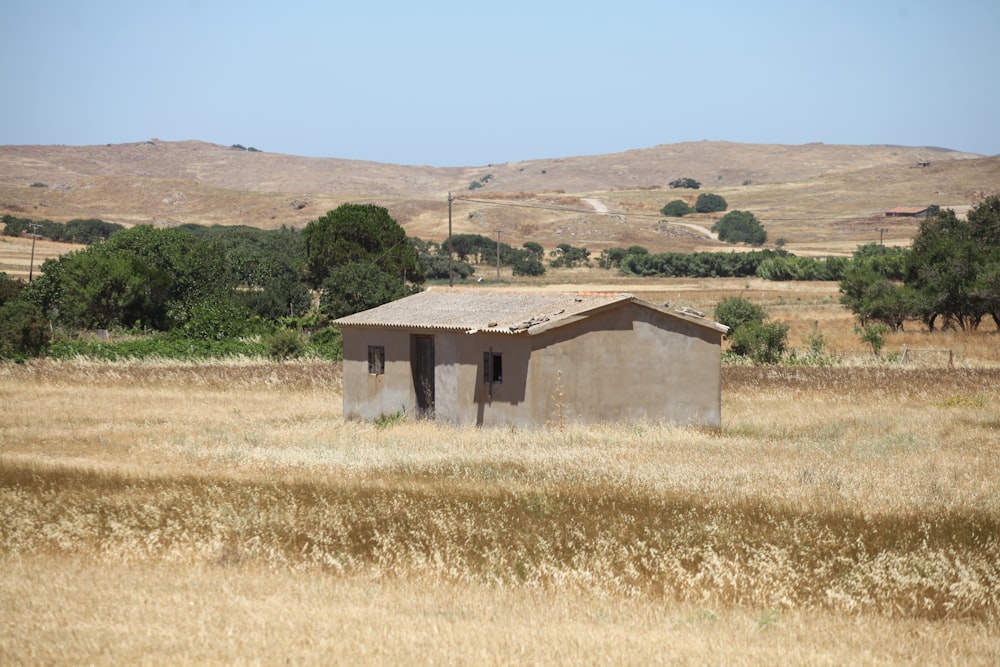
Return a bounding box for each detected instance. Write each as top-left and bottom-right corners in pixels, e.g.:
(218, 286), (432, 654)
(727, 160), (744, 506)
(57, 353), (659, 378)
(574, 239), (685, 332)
(412, 335), (435, 418)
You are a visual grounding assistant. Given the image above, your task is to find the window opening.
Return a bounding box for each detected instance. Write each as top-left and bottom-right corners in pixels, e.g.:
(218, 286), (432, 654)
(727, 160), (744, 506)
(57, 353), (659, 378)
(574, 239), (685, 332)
(484, 349), (502, 400)
(368, 345), (385, 375)
(483, 350), (503, 383)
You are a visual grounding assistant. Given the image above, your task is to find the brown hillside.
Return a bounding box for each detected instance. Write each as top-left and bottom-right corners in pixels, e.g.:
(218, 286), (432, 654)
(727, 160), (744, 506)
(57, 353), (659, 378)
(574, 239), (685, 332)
(1, 140), (996, 260)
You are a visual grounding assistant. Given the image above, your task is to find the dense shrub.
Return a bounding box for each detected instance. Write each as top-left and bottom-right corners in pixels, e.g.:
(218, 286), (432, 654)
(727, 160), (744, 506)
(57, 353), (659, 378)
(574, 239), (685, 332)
(45, 333), (268, 361)
(695, 193), (728, 213)
(661, 200), (694, 217)
(320, 262), (410, 320)
(669, 177), (701, 189)
(0, 298), (51, 360)
(307, 326), (343, 360)
(0, 215), (124, 244)
(267, 328), (305, 361)
(621, 250), (779, 278)
(712, 210), (767, 245)
(714, 297), (767, 333)
(714, 296), (788, 364)
(728, 319), (789, 364)
(512, 254), (546, 276)
(549, 243), (590, 268)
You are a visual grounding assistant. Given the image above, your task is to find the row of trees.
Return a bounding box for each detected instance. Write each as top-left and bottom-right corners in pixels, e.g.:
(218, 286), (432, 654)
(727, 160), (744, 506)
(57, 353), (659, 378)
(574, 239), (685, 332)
(3, 196), (996, 360)
(661, 193), (728, 217)
(0, 204), (562, 358)
(2, 214), (125, 245)
(596, 246), (849, 280)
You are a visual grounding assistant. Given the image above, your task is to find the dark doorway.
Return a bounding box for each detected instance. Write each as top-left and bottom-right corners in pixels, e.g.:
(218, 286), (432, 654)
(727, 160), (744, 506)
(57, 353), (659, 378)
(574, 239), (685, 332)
(411, 335), (435, 418)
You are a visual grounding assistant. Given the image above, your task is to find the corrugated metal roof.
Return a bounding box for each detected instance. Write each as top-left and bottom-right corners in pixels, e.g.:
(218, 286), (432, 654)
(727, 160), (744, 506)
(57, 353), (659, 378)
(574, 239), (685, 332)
(333, 288), (728, 335)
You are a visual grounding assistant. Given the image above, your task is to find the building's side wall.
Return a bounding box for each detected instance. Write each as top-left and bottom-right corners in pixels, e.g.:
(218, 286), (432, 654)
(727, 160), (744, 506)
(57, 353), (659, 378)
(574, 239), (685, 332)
(434, 332), (532, 426)
(341, 328), (416, 420)
(524, 305), (723, 427)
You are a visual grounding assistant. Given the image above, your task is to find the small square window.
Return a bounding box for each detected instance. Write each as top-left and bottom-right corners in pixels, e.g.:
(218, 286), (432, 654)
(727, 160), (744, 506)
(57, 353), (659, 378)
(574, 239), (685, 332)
(368, 345), (385, 375)
(483, 351), (502, 383)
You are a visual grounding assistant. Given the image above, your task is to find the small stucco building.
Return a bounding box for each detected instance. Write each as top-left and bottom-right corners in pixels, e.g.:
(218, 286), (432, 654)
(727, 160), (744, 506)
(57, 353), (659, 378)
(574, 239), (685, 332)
(333, 289), (728, 428)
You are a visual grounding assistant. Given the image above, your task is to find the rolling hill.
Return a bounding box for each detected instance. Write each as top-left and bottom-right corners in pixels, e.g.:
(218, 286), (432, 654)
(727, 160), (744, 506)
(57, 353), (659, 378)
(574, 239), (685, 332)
(1, 139), (998, 264)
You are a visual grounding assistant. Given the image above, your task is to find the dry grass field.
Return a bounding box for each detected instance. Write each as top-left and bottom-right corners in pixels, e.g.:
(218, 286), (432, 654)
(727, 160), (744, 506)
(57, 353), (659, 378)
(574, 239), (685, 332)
(2, 351), (998, 664)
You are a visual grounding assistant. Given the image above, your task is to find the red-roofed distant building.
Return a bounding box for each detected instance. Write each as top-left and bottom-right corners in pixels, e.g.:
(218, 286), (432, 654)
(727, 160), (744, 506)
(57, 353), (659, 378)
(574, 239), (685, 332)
(885, 206), (931, 218)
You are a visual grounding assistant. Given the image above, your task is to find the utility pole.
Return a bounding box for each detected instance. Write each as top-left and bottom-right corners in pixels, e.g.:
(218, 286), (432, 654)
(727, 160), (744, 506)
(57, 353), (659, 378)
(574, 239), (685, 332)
(496, 229), (501, 281)
(878, 227), (888, 249)
(28, 222), (41, 282)
(447, 193), (454, 287)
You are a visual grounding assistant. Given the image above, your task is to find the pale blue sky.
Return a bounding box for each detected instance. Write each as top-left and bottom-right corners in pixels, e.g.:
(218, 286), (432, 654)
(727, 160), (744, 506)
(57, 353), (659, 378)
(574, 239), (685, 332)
(3, 1), (998, 166)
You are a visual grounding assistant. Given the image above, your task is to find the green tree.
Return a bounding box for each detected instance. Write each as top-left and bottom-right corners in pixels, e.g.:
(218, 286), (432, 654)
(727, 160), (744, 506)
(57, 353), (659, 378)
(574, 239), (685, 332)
(512, 253), (546, 276)
(966, 195), (1000, 327)
(549, 243), (591, 268)
(714, 296), (767, 333)
(846, 197), (1000, 332)
(0, 272), (23, 307)
(661, 199), (694, 217)
(905, 209), (981, 330)
(598, 247), (628, 269)
(839, 247), (917, 331)
(729, 319), (789, 364)
(267, 328), (305, 361)
(319, 261), (411, 320)
(304, 204), (424, 289)
(24, 225), (235, 332)
(63, 218), (125, 244)
(0, 297), (51, 359)
(599, 246), (650, 270)
(695, 193), (728, 213)
(856, 322), (889, 357)
(411, 238), (475, 280)
(102, 225), (232, 325)
(712, 210), (766, 245)
(714, 296), (788, 364)
(0, 272), (45, 358)
(522, 241), (544, 258)
(502, 243), (547, 276)
(179, 299), (254, 341)
(669, 177), (701, 189)
(55, 250), (167, 329)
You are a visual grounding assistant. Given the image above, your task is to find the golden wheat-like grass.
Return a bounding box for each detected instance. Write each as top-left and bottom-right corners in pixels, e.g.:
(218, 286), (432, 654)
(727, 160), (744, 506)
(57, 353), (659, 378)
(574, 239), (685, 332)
(2, 360), (998, 663)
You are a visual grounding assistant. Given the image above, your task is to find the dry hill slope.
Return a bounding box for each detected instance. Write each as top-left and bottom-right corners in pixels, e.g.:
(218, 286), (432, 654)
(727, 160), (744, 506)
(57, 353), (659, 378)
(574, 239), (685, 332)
(0, 140), (995, 256)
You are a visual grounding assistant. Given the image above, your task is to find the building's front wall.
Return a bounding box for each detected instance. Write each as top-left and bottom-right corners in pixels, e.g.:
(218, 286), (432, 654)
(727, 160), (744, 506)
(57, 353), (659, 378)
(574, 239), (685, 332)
(434, 332), (532, 426)
(341, 328), (417, 421)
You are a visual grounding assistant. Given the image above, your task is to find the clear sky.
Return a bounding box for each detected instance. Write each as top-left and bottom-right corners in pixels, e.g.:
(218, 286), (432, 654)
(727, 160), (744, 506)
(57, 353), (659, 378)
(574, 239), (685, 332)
(3, 0), (998, 166)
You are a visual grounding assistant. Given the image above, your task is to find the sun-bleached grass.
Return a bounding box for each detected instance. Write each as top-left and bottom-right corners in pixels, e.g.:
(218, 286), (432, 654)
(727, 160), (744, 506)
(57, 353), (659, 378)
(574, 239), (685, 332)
(6, 555), (997, 667)
(2, 359), (999, 664)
